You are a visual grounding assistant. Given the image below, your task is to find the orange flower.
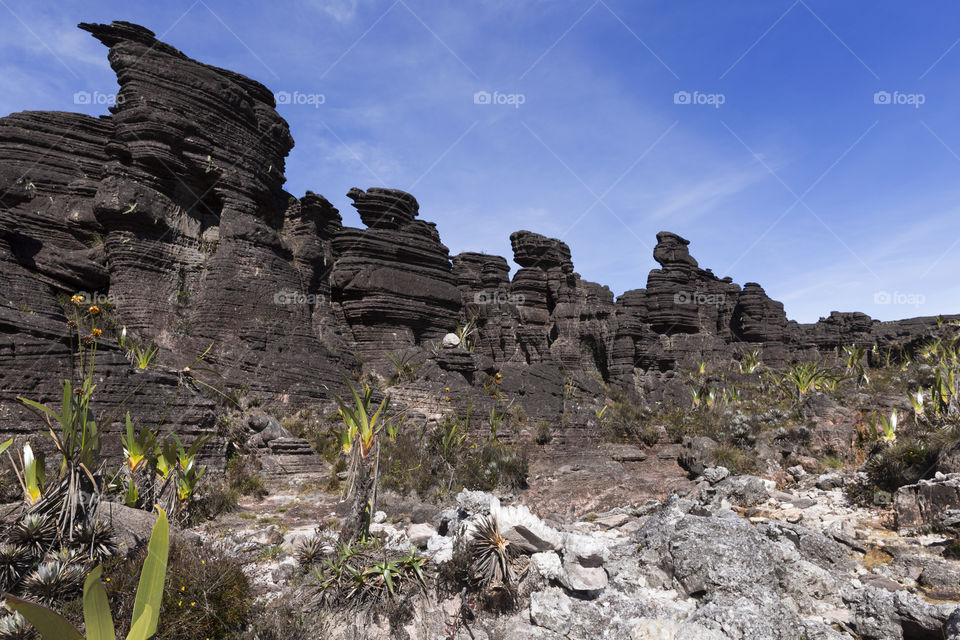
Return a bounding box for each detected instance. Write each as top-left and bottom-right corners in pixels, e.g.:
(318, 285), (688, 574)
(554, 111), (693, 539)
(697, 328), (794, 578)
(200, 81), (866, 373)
(91, 328), (102, 337)
(88, 305), (100, 315)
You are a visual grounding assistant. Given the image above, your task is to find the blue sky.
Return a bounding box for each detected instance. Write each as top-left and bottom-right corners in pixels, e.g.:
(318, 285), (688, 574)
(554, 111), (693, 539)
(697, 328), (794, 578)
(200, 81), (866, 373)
(2, 0), (959, 323)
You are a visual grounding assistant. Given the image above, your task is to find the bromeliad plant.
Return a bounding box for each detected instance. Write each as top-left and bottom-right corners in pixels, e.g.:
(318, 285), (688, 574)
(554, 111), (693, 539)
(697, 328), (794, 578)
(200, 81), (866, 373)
(739, 349), (761, 374)
(867, 410), (899, 444)
(7, 507), (169, 640)
(336, 380), (392, 542)
(776, 362), (834, 405)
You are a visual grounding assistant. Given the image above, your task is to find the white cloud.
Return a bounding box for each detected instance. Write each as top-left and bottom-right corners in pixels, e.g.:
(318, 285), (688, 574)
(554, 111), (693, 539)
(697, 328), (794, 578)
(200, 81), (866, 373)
(306, 0), (372, 23)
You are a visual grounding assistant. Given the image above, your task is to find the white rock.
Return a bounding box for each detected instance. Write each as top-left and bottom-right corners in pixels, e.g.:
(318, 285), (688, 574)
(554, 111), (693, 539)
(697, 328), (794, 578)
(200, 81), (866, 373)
(702, 466), (730, 485)
(427, 534), (454, 563)
(407, 523), (437, 549)
(530, 587), (572, 634)
(531, 551), (564, 582)
(441, 332), (461, 348)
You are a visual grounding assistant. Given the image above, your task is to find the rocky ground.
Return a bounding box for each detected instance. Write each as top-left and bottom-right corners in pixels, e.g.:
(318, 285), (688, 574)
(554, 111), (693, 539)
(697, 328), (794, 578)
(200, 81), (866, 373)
(169, 444), (960, 640)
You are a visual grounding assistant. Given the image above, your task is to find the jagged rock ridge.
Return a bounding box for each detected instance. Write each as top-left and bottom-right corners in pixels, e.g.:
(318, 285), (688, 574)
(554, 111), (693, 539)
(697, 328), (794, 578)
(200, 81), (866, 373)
(0, 21), (953, 451)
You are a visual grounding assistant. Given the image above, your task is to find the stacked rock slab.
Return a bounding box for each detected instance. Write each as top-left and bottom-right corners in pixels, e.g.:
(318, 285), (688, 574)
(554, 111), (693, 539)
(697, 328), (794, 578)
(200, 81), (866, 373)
(0, 22), (351, 465)
(329, 188), (461, 366)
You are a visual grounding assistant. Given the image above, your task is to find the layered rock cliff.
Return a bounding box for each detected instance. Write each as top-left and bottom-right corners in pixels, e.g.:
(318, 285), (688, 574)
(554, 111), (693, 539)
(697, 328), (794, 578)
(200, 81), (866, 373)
(0, 21), (952, 455)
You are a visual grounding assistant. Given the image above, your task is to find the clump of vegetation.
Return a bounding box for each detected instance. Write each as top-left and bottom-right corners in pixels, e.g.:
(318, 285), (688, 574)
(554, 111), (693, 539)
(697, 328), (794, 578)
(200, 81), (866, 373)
(852, 330), (960, 499)
(598, 389), (661, 445)
(310, 538), (427, 614)
(6, 508), (169, 640)
(192, 454), (267, 522)
(103, 540), (252, 640)
(385, 351), (418, 384)
(378, 408), (528, 500)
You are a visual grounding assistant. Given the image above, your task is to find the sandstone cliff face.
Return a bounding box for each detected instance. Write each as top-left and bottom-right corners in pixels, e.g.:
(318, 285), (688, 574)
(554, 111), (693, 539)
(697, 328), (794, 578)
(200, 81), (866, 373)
(0, 21), (952, 453)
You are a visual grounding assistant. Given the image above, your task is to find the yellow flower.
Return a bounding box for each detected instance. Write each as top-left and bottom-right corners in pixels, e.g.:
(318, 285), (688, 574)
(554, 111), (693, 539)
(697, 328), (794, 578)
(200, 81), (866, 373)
(444, 387), (450, 392)
(88, 305), (100, 315)
(92, 328), (102, 337)
(70, 294), (84, 305)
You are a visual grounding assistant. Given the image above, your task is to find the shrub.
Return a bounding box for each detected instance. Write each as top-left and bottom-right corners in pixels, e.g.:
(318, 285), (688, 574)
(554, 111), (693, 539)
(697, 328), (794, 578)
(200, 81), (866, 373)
(534, 421), (553, 445)
(104, 543), (252, 640)
(707, 444), (756, 475)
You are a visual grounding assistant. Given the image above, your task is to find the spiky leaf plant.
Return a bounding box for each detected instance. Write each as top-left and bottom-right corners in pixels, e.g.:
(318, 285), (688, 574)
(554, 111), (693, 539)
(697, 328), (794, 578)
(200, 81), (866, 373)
(0, 545), (32, 593)
(72, 520), (117, 562)
(468, 515), (515, 588)
(20, 558), (86, 606)
(297, 536), (324, 569)
(0, 612), (37, 640)
(10, 515), (57, 559)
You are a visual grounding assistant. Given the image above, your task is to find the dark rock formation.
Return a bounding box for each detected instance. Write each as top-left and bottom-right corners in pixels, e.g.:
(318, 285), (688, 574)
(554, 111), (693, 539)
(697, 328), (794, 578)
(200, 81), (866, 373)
(0, 21), (956, 462)
(330, 187), (461, 366)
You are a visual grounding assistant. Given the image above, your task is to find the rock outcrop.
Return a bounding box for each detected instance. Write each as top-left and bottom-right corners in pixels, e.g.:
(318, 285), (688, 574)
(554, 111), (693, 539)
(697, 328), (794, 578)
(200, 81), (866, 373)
(0, 21), (955, 458)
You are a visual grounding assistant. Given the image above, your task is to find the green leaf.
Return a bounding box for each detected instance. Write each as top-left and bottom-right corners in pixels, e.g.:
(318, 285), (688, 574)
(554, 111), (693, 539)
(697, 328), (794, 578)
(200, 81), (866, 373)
(0, 438), (13, 456)
(131, 508), (169, 638)
(6, 594), (84, 640)
(17, 397), (61, 424)
(83, 565), (116, 640)
(125, 604), (153, 640)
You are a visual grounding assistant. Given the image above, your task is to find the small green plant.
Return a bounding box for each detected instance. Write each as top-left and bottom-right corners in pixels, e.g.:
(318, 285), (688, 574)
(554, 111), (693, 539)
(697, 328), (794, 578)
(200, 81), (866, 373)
(739, 349), (761, 374)
(867, 410), (898, 444)
(129, 344), (158, 370)
(385, 352), (416, 384)
(8, 507), (169, 640)
(776, 362), (833, 404)
(454, 321), (477, 352)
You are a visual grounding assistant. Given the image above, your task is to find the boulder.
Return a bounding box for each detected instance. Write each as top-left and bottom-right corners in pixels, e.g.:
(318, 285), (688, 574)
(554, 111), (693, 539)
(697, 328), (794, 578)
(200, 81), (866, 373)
(895, 474), (960, 533)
